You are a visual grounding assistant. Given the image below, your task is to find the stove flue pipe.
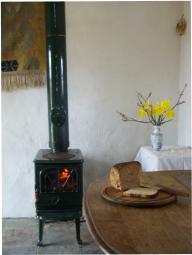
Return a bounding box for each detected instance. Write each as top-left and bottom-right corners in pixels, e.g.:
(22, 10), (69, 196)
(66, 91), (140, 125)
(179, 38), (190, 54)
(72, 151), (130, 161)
(45, 2), (69, 152)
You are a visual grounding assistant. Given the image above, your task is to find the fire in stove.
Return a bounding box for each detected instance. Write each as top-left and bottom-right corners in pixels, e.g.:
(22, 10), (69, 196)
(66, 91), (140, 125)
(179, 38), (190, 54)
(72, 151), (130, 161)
(60, 168), (75, 191)
(40, 167), (77, 193)
(60, 168), (70, 181)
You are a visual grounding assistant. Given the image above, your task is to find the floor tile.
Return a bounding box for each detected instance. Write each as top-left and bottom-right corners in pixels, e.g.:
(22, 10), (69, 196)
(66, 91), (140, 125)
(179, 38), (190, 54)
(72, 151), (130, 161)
(2, 219), (6, 229)
(37, 244), (81, 254)
(2, 218), (102, 254)
(81, 243), (104, 254)
(4, 218), (37, 230)
(2, 245), (37, 255)
(2, 219), (7, 236)
(41, 220), (78, 245)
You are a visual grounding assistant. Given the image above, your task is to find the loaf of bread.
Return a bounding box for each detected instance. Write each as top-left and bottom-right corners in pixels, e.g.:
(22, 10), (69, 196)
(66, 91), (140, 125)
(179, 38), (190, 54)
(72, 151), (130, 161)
(110, 161), (141, 191)
(123, 187), (158, 198)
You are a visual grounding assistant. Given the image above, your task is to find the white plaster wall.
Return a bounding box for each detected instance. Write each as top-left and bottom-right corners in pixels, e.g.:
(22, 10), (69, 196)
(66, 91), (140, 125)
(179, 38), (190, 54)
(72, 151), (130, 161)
(2, 2), (183, 217)
(2, 88), (48, 217)
(178, 2), (191, 146)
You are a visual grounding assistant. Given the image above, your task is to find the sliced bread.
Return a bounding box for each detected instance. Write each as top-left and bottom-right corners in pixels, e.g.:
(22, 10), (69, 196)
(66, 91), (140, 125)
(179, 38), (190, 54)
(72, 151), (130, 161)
(110, 161), (141, 191)
(123, 187), (158, 198)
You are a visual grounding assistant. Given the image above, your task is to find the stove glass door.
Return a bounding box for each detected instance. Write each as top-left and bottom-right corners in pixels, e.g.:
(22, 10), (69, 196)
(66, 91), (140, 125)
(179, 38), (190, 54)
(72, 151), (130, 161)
(39, 167), (78, 193)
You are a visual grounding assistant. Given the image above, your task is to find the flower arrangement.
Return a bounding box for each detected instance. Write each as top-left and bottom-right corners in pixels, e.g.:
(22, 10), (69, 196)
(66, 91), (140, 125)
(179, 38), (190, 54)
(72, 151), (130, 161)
(118, 84), (187, 126)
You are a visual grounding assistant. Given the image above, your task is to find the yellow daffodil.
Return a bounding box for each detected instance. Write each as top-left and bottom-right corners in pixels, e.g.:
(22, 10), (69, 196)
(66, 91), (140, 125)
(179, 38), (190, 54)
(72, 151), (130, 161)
(160, 99), (171, 111)
(118, 86), (186, 126)
(165, 109), (175, 119)
(142, 100), (151, 110)
(151, 104), (164, 116)
(138, 108), (147, 117)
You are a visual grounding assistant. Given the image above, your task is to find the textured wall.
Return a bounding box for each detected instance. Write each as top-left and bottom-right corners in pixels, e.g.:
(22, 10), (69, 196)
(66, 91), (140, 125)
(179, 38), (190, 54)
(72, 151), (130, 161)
(2, 2), (183, 217)
(2, 88), (48, 217)
(178, 2), (191, 146)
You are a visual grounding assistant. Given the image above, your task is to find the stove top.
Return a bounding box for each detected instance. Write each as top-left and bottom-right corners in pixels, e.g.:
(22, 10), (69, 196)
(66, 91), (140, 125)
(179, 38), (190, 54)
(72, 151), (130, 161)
(34, 149), (84, 164)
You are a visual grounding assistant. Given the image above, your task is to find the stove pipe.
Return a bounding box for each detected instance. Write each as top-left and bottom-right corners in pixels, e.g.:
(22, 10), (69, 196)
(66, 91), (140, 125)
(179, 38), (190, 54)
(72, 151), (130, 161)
(45, 2), (69, 152)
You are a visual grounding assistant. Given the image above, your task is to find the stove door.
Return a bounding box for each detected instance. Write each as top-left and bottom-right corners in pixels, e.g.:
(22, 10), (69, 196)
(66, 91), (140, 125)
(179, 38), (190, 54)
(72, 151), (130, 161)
(35, 164), (82, 211)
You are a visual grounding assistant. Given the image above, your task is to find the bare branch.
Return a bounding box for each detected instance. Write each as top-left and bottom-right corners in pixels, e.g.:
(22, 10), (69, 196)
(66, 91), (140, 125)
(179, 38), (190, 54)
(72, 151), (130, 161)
(124, 119), (151, 124)
(172, 84), (187, 110)
(136, 94), (143, 107)
(137, 103), (142, 107)
(161, 119), (172, 125)
(136, 92), (146, 102)
(137, 91), (152, 103)
(146, 92), (152, 101)
(117, 111), (129, 121)
(117, 111), (150, 124)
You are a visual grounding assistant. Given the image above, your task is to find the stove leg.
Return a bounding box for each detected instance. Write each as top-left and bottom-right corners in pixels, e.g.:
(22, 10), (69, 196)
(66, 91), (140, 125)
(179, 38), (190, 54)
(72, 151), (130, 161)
(37, 217), (44, 246)
(75, 218), (82, 245)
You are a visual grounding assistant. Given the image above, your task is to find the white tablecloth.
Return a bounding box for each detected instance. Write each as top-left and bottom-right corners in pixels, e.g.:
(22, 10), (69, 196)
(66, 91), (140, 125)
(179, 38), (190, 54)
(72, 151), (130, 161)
(135, 146), (191, 171)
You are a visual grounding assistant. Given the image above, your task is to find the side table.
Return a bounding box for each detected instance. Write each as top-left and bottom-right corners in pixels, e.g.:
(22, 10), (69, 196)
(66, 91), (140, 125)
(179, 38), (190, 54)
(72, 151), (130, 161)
(135, 146), (191, 171)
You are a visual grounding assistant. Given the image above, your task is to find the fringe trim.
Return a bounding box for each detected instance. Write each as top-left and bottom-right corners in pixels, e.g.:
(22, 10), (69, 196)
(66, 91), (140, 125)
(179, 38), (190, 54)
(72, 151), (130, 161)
(1, 70), (46, 92)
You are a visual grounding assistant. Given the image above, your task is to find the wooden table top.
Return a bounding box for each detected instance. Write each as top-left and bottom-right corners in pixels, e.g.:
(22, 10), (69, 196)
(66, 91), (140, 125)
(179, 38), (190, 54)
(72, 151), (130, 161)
(84, 171), (191, 254)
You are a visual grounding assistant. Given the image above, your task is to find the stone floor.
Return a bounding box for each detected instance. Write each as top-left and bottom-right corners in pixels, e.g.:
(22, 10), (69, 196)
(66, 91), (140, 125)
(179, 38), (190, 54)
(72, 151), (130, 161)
(2, 218), (103, 255)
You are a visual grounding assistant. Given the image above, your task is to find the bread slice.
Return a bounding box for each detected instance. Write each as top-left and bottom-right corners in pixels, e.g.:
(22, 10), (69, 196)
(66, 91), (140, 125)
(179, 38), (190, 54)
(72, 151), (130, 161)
(123, 187), (158, 198)
(110, 161), (141, 191)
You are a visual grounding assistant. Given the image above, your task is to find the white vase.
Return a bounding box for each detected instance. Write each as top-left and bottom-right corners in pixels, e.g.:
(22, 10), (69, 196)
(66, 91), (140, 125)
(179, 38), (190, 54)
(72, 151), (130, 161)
(151, 126), (163, 151)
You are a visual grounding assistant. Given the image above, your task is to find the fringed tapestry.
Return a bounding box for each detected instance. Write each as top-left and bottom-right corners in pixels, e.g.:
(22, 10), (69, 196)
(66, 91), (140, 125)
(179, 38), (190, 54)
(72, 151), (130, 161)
(1, 2), (46, 91)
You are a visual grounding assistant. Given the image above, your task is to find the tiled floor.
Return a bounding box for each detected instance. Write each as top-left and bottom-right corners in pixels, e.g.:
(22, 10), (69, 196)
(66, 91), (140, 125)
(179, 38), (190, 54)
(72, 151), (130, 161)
(2, 218), (103, 255)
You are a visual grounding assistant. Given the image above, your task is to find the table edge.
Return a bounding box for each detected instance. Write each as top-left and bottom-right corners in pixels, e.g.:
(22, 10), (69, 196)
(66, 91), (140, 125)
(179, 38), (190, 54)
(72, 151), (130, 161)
(83, 192), (116, 254)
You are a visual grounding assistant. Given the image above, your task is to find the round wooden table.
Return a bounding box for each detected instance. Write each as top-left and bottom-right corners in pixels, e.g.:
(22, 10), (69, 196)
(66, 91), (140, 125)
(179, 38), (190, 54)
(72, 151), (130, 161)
(84, 171), (191, 254)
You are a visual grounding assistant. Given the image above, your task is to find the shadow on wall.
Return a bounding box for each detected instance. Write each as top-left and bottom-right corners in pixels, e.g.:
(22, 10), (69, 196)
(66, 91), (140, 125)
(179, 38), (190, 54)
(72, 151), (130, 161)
(82, 141), (144, 188)
(83, 158), (112, 187)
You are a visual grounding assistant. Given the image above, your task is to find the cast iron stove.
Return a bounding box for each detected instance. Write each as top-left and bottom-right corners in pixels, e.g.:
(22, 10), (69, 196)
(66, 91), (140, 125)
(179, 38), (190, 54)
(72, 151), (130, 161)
(33, 2), (84, 246)
(34, 149), (83, 246)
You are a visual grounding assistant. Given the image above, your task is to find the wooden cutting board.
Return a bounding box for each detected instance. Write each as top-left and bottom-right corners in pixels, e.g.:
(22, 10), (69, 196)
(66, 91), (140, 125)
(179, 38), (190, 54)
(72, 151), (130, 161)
(140, 171), (190, 197)
(102, 186), (176, 207)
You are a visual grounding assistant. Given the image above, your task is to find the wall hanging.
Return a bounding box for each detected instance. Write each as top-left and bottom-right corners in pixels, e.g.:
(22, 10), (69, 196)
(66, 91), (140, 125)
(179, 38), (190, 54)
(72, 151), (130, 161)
(1, 3), (46, 91)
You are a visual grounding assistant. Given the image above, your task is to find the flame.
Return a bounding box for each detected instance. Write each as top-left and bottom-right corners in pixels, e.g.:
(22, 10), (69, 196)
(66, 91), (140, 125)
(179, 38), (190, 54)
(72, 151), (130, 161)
(60, 168), (70, 181)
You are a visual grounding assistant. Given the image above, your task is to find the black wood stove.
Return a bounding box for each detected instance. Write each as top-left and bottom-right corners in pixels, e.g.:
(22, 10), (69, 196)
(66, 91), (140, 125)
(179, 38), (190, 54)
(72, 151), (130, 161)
(34, 2), (83, 246)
